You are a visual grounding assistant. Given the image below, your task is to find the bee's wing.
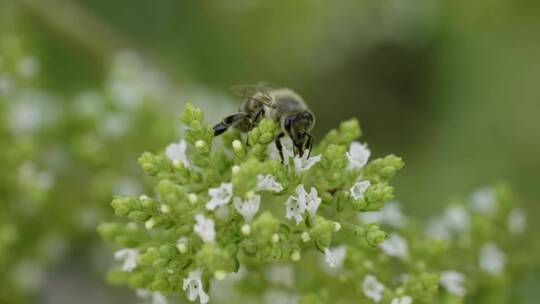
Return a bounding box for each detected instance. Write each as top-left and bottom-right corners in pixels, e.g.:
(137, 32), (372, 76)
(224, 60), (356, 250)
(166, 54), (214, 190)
(230, 83), (271, 97)
(230, 83), (276, 106)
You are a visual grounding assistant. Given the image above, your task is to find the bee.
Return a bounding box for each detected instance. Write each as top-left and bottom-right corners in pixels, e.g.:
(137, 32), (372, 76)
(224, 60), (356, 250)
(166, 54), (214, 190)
(213, 83), (315, 161)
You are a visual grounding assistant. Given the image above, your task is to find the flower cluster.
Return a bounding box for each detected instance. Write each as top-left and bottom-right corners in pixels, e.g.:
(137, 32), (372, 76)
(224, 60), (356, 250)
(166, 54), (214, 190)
(99, 103), (408, 303)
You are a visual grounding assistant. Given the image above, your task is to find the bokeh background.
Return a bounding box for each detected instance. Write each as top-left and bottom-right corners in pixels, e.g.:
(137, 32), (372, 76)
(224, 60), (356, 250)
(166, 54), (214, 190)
(1, 0), (539, 303)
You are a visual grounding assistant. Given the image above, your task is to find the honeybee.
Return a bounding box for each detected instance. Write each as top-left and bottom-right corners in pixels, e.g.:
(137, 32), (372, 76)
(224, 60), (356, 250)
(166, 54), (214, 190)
(213, 83), (315, 161)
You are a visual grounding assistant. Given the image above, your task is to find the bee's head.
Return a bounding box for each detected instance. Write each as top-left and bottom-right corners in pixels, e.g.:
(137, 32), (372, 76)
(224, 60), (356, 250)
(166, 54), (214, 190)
(283, 111), (315, 157)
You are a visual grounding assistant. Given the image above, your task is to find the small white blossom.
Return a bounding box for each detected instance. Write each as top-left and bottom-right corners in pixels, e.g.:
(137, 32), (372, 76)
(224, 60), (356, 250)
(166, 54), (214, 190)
(114, 248), (139, 272)
(233, 195), (261, 223)
(508, 208), (526, 234)
(470, 187), (497, 215)
(263, 290), (299, 304)
(359, 201), (407, 228)
(194, 215), (215, 243)
(114, 176), (142, 196)
(17, 56), (40, 79)
(347, 141), (371, 170)
(379, 233), (409, 260)
(443, 205), (470, 233)
(183, 269), (209, 304)
(324, 246), (347, 269)
(391, 296), (413, 304)
(350, 180), (371, 201)
(285, 195), (306, 225)
(0, 74), (13, 93)
(479, 242), (506, 275)
(206, 183), (233, 211)
(440, 270), (466, 297)
(362, 274), (385, 303)
(177, 237), (189, 253)
(136, 289), (168, 304)
(293, 152), (322, 173)
(268, 137), (294, 164)
(425, 218), (451, 241)
(265, 265), (294, 288)
(298, 185), (322, 216)
(166, 139), (190, 167)
(256, 174), (284, 193)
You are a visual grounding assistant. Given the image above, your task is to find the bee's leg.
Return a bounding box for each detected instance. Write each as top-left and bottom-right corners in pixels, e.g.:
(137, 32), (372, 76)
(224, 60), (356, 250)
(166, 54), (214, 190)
(248, 108), (265, 132)
(275, 132), (285, 163)
(306, 133), (314, 159)
(245, 109), (265, 146)
(213, 113), (249, 136)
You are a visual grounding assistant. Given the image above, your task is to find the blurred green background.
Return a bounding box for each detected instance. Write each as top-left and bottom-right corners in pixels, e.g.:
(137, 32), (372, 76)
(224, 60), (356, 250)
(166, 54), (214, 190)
(1, 0), (539, 302)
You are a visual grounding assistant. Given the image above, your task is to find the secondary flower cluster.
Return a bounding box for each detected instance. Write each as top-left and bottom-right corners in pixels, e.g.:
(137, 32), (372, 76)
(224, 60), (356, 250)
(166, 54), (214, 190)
(0, 43), (182, 304)
(99, 103), (405, 303)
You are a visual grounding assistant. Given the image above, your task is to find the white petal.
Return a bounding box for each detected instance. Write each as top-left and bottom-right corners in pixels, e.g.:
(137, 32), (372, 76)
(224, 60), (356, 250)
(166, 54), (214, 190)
(443, 205), (470, 233)
(440, 270), (466, 297)
(233, 195), (261, 223)
(508, 208), (526, 234)
(347, 141), (371, 170)
(362, 275), (385, 303)
(206, 183), (233, 211)
(114, 248), (139, 272)
(350, 180), (371, 201)
(379, 233), (409, 260)
(324, 246), (347, 269)
(479, 243), (506, 275)
(305, 187), (322, 216)
(294, 153), (321, 173)
(166, 139), (190, 167)
(470, 187), (497, 215)
(285, 196), (304, 225)
(194, 215), (215, 243)
(256, 174), (284, 193)
(391, 296), (413, 304)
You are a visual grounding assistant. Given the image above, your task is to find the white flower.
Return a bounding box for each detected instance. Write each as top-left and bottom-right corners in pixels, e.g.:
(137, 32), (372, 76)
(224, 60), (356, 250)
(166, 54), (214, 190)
(285, 195), (306, 225)
(479, 242), (506, 275)
(114, 248), (139, 272)
(359, 201), (407, 228)
(362, 275), (385, 303)
(114, 176), (142, 196)
(206, 183), (233, 211)
(379, 233), (409, 260)
(268, 137), (294, 164)
(470, 187), (497, 215)
(99, 113), (130, 138)
(425, 218), (451, 241)
(176, 237), (189, 253)
(324, 246), (347, 269)
(193, 215), (215, 243)
(440, 270), (466, 297)
(136, 290), (168, 304)
(298, 185), (322, 216)
(17, 56), (40, 79)
(443, 205), (470, 233)
(183, 269), (209, 304)
(293, 152), (321, 173)
(391, 296), (413, 304)
(508, 208), (526, 234)
(233, 195), (261, 223)
(350, 180), (371, 201)
(285, 185), (322, 224)
(256, 174), (284, 193)
(166, 139), (190, 167)
(265, 265), (294, 288)
(347, 141), (371, 170)
(263, 290), (299, 304)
